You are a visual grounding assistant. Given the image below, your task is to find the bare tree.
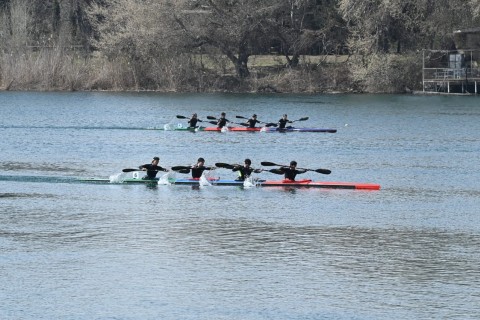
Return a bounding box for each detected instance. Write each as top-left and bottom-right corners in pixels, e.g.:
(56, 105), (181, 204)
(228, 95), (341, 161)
(172, 0), (276, 78)
(266, 0), (345, 67)
(338, 0), (480, 55)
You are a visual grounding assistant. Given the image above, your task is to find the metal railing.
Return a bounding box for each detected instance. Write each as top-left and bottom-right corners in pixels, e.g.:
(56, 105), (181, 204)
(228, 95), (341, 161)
(424, 68), (480, 81)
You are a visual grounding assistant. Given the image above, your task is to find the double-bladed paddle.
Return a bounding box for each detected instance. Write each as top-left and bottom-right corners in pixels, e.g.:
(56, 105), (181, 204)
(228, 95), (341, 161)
(173, 165), (216, 173)
(260, 161), (331, 175)
(123, 166), (191, 173)
(207, 116), (248, 127)
(235, 115), (277, 127)
(171, 166), (192, 171)
(215, 162), (274, 174)
(215, 162), (237, 169)
(261, 116), (310, 128)
(176, 115), (205, 122)
(122, 168), (168, 173)
(291, 117), (309, 123)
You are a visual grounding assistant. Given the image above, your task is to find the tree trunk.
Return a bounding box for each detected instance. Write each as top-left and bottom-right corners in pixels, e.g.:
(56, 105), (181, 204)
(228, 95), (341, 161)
(226, 49), (250, 78)
(285, 53), (299, 67)
(235, 51), (250, 78)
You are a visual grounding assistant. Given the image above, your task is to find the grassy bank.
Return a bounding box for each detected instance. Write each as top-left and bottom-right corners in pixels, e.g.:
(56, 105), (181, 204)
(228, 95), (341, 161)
(0, 50), (419, 93)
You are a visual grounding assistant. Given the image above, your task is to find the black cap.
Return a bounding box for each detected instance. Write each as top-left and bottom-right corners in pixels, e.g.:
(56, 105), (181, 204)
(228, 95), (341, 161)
(244, 158), (251, 165)
(290, 160), (297, 166)
(198, 157), (205, 162)
(252, 114), (257, 117)
(153, 157), (160, 161)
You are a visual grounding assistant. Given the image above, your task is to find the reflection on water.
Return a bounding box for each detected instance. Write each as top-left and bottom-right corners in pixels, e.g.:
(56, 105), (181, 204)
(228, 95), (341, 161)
(167, 217), (480, 283)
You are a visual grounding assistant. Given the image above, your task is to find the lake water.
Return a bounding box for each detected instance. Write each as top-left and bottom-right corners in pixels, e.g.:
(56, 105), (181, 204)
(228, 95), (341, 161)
(1, 91), (479, 319)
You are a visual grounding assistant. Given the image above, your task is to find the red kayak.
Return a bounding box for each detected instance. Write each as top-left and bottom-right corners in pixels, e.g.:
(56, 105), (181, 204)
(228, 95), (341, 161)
(203, 127), (261, 131)
(260, 179), (380, 190)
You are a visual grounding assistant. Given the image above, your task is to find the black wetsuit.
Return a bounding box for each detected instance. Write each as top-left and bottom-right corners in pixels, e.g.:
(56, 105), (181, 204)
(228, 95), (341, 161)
(247, 118), (260, 128)
(188, 117), (198, 128)
(191, 165), (213, 178)
(278, 118), (291, 129)
(139, 164), (167, 179)
(280, 167), (307, 181)
(232, 165), (255, 181)
(217, 117), (228, 128)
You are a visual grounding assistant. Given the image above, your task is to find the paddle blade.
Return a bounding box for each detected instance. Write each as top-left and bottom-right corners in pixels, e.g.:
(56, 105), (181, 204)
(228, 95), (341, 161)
(269, 169), (284, 175)
(207, 116), (216, 120)
(265, 123), (277, 127)
(171, 166), (191, 171)
(176, 115), (188, 119)
(260, 161), (279, 166)
(208, 121), (218, 125)
(292, 117), (309, 122)
(315, 169), (331, 175)
(215, 162), (236, 169)
(178, 169), (190, 174)
(122, 168), (139, 173)
(235, 115), (247, 119)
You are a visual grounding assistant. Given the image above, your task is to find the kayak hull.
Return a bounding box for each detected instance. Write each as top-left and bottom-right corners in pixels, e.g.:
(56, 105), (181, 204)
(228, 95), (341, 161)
(260, 179), (380, 190)
(261, 127), (337, 133)
(202, 126), (336, 132)
(78, 177), (380, 190)
(203, 127), (261, 132)
(173, 178), (264, 186)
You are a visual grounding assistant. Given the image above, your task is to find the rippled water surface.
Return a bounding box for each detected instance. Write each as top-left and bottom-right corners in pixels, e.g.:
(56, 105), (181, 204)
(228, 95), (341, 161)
(1, 92), (479, 319)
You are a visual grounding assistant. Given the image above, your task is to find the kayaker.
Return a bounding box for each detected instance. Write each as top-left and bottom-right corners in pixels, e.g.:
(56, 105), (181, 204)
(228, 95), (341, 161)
(139, 156), (168, 180)
(188, 113), (200, 128)
(217, 112), (229, 128)
(232, 158), (262, 181)
(191, 157), (215, 179)
(280, 161), (307, 181)
(246, 114), (261, 128)
(278, 114), (292, 129)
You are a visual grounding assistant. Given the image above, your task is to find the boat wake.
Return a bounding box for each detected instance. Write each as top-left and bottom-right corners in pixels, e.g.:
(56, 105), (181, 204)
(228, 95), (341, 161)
(158, 172), (173, 185)
(199, 173), (212, 187)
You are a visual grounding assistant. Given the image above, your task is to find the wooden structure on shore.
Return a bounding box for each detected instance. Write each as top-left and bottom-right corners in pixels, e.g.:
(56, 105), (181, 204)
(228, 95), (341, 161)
(422, 28), (480, 94)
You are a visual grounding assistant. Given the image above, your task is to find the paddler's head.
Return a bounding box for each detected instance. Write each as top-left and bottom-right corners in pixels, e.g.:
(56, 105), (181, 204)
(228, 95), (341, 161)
(152, 157), (160, 165)
(244, 158), (251, 167)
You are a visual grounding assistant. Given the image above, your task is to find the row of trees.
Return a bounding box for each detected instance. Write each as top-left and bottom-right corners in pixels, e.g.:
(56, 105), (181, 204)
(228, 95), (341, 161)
(1, 0), (480, 92)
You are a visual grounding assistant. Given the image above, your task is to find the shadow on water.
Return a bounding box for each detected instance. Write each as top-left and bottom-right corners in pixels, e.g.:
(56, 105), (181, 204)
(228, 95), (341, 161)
(1, 161), (87, 174)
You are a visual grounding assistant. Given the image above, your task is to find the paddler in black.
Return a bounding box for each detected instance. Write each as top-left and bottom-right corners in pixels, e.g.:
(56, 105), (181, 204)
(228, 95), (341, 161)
(191, 157), (214, 179)
(278, 114), (292, 129)
(246, 114), (261, 128)
(280, 161), (307, 181)
(139, 156), (168, 180)
(232, 158), (261, 181)
(188, 113), (200, 128)
(217, 112), (229, 128)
